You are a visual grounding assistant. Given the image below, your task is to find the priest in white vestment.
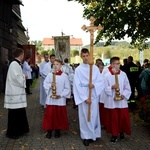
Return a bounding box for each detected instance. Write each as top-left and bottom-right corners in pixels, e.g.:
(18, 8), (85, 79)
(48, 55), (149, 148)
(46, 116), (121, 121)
(39, 54), (49, 107)
(61, 58), (74, 75)
(42, 54), (55, 77)
(73, 48), (104, 146)
(4, 48), (29, 139)
(23, 57), (32, 94)
(41, 54), (55, 107)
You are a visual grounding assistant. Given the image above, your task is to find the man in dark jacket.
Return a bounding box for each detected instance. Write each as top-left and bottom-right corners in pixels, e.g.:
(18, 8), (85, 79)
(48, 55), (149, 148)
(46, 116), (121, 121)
(123, 56), (139, 112)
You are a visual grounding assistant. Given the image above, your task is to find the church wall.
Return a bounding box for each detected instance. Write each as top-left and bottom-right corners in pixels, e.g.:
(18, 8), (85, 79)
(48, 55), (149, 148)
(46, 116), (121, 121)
(0, 0), (13, 92)
(0, 1), (25, 93)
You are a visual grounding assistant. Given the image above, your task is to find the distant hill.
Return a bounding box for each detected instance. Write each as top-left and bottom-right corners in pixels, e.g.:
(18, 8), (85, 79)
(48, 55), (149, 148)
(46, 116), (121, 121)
(83, 40), (150, 48)
(95, 40), (132, 47)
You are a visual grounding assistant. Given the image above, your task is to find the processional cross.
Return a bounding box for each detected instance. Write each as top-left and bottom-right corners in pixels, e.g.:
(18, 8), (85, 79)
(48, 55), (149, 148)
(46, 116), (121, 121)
(82, 17), (103, 122)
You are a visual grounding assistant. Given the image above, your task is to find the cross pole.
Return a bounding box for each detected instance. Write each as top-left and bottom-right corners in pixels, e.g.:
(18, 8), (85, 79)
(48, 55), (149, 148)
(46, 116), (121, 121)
(81, 17), (103, 122)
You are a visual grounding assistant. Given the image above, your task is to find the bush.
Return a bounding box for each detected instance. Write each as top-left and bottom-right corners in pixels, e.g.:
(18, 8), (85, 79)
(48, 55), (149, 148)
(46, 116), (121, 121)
(70, 50), (79, 57)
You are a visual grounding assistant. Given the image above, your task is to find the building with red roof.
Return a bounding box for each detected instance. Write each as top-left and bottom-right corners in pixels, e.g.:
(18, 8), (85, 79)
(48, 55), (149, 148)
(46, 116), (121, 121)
(42, 37), (83, 51)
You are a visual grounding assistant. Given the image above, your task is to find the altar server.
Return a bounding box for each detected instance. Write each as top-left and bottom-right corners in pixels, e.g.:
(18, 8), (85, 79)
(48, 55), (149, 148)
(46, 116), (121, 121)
(42, 59), (71, 139)
(39, 53), (49, 107)
(42, 54), (55, 77)
(73, 48), (104, 146)
(104, 56), (131, 144)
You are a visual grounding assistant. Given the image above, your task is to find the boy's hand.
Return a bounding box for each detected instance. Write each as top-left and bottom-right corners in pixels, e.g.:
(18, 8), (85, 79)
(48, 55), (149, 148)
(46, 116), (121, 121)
(24, 74), (28, 79)
(51, 82), (56, 86)
(112, 83), (119, 89)
(121, 95), (124, 99)
(89, 83), (94, 89)
(56, 95), (60, 99)
(85, 99), (91, 104)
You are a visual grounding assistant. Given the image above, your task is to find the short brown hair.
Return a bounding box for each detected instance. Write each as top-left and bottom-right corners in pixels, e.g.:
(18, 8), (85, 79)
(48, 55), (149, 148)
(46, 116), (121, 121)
(14, 48), (24, 57)
(80, 48), (89, 55)
(25, 56), (31, 60)
(50, 54), (55, 58)
(43, 53), (48, 57)
(110, 57), (120, 64)
(64, 58), (69, 63)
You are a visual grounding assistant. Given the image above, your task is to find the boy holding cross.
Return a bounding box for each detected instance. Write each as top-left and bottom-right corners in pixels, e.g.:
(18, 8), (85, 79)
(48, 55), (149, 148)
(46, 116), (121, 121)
(73, 48), (104, 146)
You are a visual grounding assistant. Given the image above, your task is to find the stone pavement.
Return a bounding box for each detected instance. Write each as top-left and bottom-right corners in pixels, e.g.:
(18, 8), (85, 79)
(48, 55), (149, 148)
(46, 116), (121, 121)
(0, 78), (150, 150)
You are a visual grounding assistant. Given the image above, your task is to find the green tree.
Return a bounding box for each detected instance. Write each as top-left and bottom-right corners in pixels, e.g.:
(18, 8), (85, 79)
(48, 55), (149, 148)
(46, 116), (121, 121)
(40, 50), (48, 56)
(51, 48), (55, 54)
(48, 50), (54, 55)
(104, 49), (112, 59)
(70, 50), (79, 57)
(68, 0), (150, 49)
(31, 40), (43, 51)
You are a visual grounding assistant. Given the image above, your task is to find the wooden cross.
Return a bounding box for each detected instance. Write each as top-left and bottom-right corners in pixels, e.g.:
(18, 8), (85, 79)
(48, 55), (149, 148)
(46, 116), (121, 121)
(82, 17), (103, 122)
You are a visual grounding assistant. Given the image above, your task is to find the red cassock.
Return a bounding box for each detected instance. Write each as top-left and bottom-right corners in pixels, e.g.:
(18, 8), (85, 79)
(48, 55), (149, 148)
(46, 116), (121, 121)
(42, 70), (71, 131)
(42, 105), (69, 130)
(105, 108), (131, 136)
(99, 103), (107, 126)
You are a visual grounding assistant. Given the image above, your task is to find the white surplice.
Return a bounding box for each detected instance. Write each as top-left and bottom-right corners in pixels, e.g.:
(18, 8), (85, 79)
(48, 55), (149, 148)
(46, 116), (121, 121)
(4, 61), (27, 109)
(61, 63), (74, 75)
(104, 70), (131, 109)
(43, 72), (71, 106)
(99, 66), (109, 103)
(73, 63), (104, 140)
(39, 60), (49, 106)
(42, 62), (53, 78)
(22, 61), (32, 79)
(61, 63), (74, 89)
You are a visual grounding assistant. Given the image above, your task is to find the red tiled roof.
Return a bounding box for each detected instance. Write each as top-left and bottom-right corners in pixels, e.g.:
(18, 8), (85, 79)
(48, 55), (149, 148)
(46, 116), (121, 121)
(42, 38), (83, 46)
(70, 38), (83, 45)
(43, 38), (54, 45)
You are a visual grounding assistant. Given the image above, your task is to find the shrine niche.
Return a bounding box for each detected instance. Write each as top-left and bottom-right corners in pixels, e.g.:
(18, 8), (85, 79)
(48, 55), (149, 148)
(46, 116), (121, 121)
(22, 45), (36, 66)
(54, 36), (70, 62)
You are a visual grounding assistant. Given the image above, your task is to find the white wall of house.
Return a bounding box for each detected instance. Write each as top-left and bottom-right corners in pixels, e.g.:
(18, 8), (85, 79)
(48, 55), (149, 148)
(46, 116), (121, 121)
(43, 44), (82, 51)
(70, 45), (82, 51)
(42, 45), (54, 50)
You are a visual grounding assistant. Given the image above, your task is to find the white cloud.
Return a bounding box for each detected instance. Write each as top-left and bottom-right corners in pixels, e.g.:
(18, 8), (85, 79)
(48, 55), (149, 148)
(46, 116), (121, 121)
(20, 0), (93, 45)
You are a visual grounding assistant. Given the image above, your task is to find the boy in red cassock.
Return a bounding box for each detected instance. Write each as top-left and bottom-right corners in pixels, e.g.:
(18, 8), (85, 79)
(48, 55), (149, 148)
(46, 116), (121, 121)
(104, 56), (131, 144)
(42, 59), (71, 138)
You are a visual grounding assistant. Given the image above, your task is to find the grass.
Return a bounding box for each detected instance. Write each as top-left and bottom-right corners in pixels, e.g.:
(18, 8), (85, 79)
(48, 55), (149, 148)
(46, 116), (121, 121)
(30, 78), (38, 89)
